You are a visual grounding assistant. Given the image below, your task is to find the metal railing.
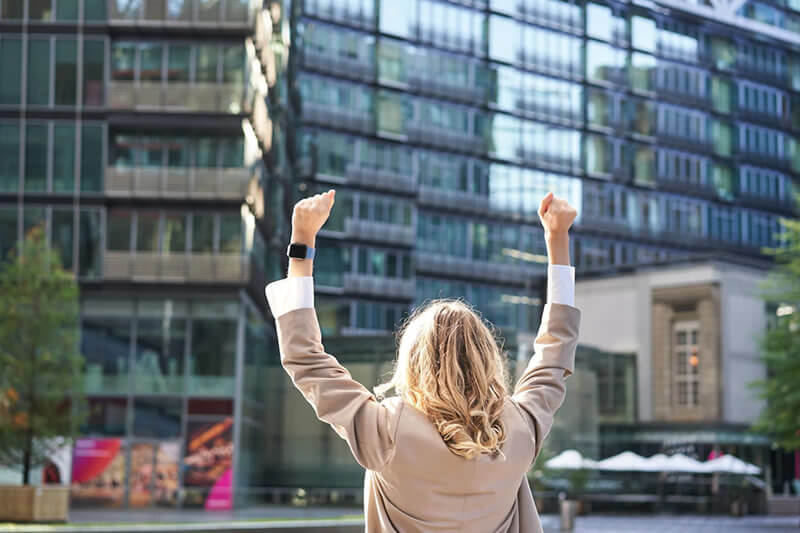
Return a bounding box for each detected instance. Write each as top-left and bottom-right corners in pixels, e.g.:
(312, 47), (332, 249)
(346, 164), (416, 194)
(104, 251), (252, 283)
(108, 81), (249, 114)
(417, 185), (490, 214)
(343, 273), (415, 299)
(415, 252), (543, 283)
(105, 167), (252, 199)
(343, 218), (415, 246)
(108, 0), (257, 26)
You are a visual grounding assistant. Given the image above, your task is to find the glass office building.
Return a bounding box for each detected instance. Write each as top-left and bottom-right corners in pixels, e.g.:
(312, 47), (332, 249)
(256, 0), (799, 498)
(0, 0), (288, 508)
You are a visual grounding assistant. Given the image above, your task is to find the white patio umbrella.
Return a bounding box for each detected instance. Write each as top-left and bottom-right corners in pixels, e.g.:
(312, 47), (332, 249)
(703, 454), (761, 475)
(652, 453), (708, 473)
(545, 449), (598, 470)
(596, 451), (655, 471)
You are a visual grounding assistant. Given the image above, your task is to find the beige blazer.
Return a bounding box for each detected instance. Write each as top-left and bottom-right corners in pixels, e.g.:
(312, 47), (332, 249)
(275, 302), (581, 532)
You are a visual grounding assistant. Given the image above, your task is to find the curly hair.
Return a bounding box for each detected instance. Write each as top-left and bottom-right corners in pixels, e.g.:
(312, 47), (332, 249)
(375, 299), (509, 460)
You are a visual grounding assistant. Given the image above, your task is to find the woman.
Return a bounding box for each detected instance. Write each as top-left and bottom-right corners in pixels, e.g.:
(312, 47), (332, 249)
(266, 189), (580, 532)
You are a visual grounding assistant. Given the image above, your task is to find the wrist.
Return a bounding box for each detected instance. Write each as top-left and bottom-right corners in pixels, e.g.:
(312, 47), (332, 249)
(544, 230), (569, 244)
(291, 231), (316, 249)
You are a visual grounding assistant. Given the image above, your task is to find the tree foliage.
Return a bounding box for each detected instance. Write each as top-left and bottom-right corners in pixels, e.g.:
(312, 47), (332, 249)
(751, 210), (800, 451)
(0, 226), (86, 484)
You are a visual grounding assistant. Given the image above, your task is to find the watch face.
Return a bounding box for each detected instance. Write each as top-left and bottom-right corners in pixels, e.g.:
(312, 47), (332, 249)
(288, 243), (308, 258)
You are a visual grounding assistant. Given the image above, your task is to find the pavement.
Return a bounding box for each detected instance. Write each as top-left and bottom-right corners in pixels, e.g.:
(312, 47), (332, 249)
(0, 508), (797, 532)
(540, 514), (800, 532)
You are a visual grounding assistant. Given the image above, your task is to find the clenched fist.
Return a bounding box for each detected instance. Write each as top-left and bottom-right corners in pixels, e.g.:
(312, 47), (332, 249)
(538, 192), (577, 238)
(291, 189), (336, 245)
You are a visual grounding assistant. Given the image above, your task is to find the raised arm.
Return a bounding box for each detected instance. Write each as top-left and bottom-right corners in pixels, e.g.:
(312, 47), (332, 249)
(265, 189), (399, 471)
(512, 192), (581, 460)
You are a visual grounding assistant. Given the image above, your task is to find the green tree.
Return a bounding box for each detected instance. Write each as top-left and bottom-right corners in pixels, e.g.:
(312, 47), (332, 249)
(751, 211), (800, 451)
(0, 226), (86, 484)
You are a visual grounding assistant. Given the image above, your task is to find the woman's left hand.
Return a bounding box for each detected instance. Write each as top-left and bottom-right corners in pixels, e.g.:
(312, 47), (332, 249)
(291, 189), (336, 245)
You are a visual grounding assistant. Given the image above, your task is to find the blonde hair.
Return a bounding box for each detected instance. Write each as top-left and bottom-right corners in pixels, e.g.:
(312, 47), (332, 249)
(375, 298), (509, 460)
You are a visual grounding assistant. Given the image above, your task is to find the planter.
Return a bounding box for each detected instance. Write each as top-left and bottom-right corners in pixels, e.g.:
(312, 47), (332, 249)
(0, 485), (69, 522)
(559, 498), (579, 531)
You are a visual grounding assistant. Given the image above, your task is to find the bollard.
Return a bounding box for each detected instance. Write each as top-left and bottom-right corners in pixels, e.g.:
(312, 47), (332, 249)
(558, 491), (578, 531)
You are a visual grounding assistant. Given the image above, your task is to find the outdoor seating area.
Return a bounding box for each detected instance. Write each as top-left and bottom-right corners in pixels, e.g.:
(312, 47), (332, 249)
(538, 450), (767, 515)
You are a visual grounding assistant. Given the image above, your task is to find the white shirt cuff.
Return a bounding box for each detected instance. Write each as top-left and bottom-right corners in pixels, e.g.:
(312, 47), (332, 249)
(265, 276), (315, 318)
(547, 265), (575, 307)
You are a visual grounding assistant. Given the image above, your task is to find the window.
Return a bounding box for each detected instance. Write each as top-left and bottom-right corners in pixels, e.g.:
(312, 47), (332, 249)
(167, 44), (191, 82)
(81, 124), (104, 192)
(51, 208), (74, 269)
(139, 43), (163, 82)
(25, 124), (48, 192)
(84, 0), (107, 20)
(57, 0), (79, 19)
(1, 0), (23, 18)
(488, 15), (518, 64)
(112, 42), (136, 81)
(191, 213), (214, 252)
(632, 16), (657, 52)
(27, 39), (51, 106)
(0, 37), (22, 105)
(79, 209), (102, 277)
(380, 0), (414, 38)
(163, 213), (187, 253)
(0, 123), (19, 192)
(55, 38), (77, 106)
(30, 0), (53, 20)
(134, 301), (187, 395)
(137, 211), (160, 252)
(630, 53), (656, 92)
(108, 210), (133, 251)
(189, 302), (238, 396)
(53, 124), (76, 192)
(674, 320), (700, 407)
(82, 312), (131, 394)
(83, 39), (105, 106)
(195, 45), (218, 82)
(219, 213), (241, 253)
(222, 45), (245, 84)
(586, 41), (626, 84)
(133, 398), (181, 437)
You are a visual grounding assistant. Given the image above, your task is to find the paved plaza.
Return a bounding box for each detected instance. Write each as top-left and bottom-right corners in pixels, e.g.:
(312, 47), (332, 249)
(540, 514), (800, 532)
(63, 508), (800, 533)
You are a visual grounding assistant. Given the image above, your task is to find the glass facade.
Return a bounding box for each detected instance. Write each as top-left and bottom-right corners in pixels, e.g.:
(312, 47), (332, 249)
(0, 0), (274, 509)
(269, 0), (800, 493)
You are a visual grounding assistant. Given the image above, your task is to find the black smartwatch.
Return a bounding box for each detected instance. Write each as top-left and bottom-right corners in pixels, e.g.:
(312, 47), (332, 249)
(287, 242), (315, 260)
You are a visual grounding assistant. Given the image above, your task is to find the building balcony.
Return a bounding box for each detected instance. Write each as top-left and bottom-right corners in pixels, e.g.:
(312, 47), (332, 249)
(300, 49), (374, 82)
(517, 51), (581, 79)
(578, 213), (632, 236)
(406, 122), (484, 154)
(343, 273), (415, 299)
(655, 173), (716, 198)
(108, 81), (249, 114)
(417, 185), (490, 215)
(736, 150), (793, 171)
(105, 167), (253, 200)
(108, 0), (258, 27)
(736, 108), (790, 129)
(346, 164), (417, 194)
(734, 63), (789, 88)
(301, 103), (373, 134)
(103, 251), (256, 284)
(655, 87), (712, 109)
(343, 218), (415, 246)
(515, 99), (582, 125)
(736, 193), (797, 213)
(516, 147), (579, 172)
(656, 132), (714, 154)
(407, 73), (487, 103)
(517, 5), (582, 33)
(415, 252), (543, 284)
(306, 3), (376, 30)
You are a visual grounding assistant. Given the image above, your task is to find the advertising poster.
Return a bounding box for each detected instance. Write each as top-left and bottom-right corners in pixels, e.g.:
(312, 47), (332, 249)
(155, 440), (180, 506)
(129, 443), (155, 507)
(184, 417), (234, 510)
(70, 438), (126, 507)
